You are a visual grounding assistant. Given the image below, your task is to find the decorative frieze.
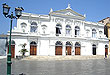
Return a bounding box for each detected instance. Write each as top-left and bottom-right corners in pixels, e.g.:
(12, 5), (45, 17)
(74, 21), (82, 26)
(65, 19), (73, 25)
(55, 18), (64, 23)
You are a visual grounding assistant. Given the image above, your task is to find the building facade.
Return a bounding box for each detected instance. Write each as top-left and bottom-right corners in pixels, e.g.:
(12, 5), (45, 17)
(99, 17), (110, 55)
(0, 34), (7, 56)
(8, 5), (109, 58)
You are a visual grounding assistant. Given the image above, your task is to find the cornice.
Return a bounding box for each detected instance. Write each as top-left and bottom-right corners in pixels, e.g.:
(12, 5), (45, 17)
(84, 21), (104, 27)
(20, 12), (50, 20)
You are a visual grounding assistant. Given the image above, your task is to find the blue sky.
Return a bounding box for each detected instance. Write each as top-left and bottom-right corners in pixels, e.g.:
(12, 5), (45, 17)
(0, 0), (110, 34)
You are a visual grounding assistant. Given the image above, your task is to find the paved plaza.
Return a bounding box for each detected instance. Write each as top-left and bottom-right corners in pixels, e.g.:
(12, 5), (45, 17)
(0, 56), (110, 75)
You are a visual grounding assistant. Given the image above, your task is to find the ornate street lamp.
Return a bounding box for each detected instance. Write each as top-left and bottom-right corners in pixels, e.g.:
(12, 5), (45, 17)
(15, 7), (24, 18)
(2, 3), (10, 16)
(2, 3), (24, 75)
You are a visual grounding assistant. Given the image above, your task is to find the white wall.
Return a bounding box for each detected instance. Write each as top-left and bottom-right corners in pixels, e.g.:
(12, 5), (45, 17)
(39, 40), (49, 55)
(97, 43), (105, 55)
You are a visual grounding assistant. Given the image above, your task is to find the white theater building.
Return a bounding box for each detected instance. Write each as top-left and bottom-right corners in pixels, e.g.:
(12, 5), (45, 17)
(8, 4), (109, 58)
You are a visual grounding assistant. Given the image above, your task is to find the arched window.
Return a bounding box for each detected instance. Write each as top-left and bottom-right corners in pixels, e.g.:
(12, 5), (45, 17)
(92, 29), (96, 38)
(75, 26), (80, 36)
(99, 31), (102, 37)
(30, 41), (37, 46)
(105, 45), (108, 48)
(21, 23), (27, 28)
(75, 42), (81, 47)
(8, 40), (15, 45)
(92, 44), (96, 48)
(66, 25), (71, 35)
(21, 22), (27, 32)
(41, 25), (47, 34)
(55, 41), (62, 46)
(56, 24), (62, 36)
(30, 22), (37, 32)
(11, 40), (15, 45)
(66, 41), (72, 46)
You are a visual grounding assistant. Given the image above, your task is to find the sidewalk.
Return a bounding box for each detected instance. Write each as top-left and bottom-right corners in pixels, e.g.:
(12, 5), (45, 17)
(0, 56), (7, 59)
(22, 55), (108, 61)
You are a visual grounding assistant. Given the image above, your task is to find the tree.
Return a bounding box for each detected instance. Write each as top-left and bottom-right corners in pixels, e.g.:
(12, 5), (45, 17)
(19, 43), (28, 56)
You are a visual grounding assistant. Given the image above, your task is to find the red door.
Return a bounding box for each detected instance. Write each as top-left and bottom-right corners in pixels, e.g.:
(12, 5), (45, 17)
(30, 45), (37, 55)
(8, 45), (15, 58)
(55, 46), (62, 55)
(105, 48), (108, 55)
(66, 46), (71, 55)
(75, 47), (80, 55)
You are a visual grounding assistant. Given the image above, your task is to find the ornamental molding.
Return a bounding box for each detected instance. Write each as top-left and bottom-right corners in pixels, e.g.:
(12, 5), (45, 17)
(28, 40), (38, 44)
(91, 42), (98, 46)
(65, 12), (75, 16)
(55, 18), (64, 23)
(65, 19), (73, 25)
(74, 21), (82, 26)
(91, 27), (97, 30)
(28, 20), (39, 25)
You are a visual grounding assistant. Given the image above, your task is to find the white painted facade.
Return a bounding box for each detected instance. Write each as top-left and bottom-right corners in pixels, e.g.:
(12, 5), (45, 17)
(8, 5), (109, 57)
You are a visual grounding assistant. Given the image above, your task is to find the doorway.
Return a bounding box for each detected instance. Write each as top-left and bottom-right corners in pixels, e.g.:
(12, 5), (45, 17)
(30, 41), (37, 55)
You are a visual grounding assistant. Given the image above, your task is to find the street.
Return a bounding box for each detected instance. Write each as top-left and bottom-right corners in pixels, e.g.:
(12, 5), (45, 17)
(0, 58), (110, 75)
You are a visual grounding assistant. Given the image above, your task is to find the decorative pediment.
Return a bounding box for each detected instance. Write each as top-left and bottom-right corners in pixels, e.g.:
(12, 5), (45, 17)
(65, 12), (76, 16)
(49, 4), (85, 20)
(50, 9), (85, 20)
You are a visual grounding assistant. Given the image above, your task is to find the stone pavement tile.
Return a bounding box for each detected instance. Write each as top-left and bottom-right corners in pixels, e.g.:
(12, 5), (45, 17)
(1, 58), (110, 75)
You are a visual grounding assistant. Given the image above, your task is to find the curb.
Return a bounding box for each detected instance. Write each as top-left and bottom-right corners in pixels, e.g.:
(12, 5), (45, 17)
(0, 56), (7, 59)
(22, 55), (107, 61)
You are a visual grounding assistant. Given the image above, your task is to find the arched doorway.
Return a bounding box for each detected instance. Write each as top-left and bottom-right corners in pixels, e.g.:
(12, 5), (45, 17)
(30, 41), (37, 55)
(105, 45), (108, 55)
(75, 42), (81, 55)
(92, 44), (96, 55)
(8, 40), (15, 58)
(66, 41), (72, 55)
(55, 41), (62, 55)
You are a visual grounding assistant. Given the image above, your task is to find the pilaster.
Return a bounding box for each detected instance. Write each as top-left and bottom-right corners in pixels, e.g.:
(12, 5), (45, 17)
(62, 41), (66, 56)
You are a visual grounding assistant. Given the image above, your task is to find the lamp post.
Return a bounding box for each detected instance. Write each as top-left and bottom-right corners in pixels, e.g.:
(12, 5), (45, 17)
(2, 3), (24, 75)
